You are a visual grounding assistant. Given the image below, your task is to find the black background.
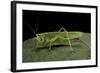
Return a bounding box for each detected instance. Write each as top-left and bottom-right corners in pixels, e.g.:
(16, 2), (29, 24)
(23, 10), (91, 41)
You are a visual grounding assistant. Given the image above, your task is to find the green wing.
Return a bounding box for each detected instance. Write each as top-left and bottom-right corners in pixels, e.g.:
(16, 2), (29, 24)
(67, 32), (83, 39)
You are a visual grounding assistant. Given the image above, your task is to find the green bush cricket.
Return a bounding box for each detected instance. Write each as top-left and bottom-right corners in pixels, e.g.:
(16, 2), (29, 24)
(24, 21), (90, 51)
(33, 27), (84, 51)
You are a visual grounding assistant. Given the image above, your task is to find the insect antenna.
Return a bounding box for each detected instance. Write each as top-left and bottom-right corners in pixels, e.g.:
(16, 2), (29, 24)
(35, 14), (40, 34)
(23, 20), (36, 36)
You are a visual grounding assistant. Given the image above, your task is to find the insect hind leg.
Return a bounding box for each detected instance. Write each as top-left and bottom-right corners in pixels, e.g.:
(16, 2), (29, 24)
(59, 27), (74, 52)
(58, 27), (66, 32)
(66, 31), (74, 52)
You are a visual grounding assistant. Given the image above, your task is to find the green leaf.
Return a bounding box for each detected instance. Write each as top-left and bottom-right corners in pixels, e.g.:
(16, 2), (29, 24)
(23, 33), (91, 63)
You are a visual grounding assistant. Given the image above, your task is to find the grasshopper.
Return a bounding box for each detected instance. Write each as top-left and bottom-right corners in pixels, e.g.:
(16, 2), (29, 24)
(33, 27), (83, 51)
(24, 21), (89, 51)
